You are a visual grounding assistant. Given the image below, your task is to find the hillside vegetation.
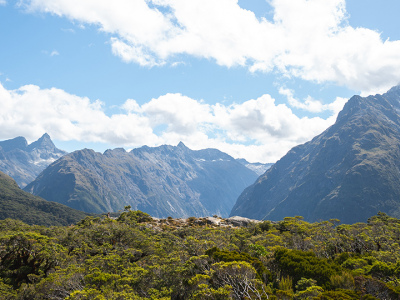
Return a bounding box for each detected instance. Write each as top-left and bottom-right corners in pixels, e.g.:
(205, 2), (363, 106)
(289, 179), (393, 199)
(1, 211), (400, 299)
(0, 171), (88, 226)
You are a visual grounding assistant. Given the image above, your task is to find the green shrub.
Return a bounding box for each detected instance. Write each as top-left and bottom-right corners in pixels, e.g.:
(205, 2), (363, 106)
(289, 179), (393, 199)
(274, 249), (341, 289)
(205, 247), (273, 282)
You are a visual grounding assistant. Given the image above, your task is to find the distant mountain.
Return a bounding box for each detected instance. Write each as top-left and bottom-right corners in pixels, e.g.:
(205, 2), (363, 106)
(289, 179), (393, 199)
(0, 133), (66, 187)
(231, 86), (400, 224)
(24, 143), (259, 218)
(236, 159), (273, 176)
(0, 171), (87, 226)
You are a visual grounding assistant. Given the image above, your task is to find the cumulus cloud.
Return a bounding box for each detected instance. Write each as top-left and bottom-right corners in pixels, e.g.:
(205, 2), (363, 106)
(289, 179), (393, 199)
(279, 87), (348, 114)
(0, 0), (6, 6)
(0, 83), (160, 146)
(0, 83), (344, 162)
(18, 0), (400, 94)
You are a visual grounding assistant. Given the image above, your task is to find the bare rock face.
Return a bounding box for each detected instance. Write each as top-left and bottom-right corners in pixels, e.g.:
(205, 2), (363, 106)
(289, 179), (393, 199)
(225, 216), (262, 227)
(25, 143), (260, 218)
(203, 217), (223, 226)
(0, 134), (66, 187)
(148, 215), (261, 229)
(231, 86), (400, 224)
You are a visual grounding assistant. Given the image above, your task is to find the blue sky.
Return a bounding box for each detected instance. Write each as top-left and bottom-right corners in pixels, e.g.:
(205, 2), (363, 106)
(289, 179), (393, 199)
(1, 0), (400, 162)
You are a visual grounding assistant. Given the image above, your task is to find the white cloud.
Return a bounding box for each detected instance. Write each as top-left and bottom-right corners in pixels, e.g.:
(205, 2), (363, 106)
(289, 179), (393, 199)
(0, 83), (343, 162)
(0, 83), (160, 147)
(141, 93), (213, 135)
(41, 50), (60, 56)
(0, 0), (6, 5)
(18, 0), (400, 94)
(170, 61), (185, 67)
(110, 38), (162, 67)
(279, 87), (348, 114)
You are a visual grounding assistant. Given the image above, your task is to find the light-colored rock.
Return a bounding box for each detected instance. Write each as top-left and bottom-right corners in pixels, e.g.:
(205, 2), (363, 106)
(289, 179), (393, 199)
(204, 217), (222, 226)
(225, 216), (262, 227)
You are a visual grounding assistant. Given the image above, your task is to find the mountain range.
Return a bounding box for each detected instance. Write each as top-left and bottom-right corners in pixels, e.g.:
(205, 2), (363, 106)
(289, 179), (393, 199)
(5, 86), (400, 224)
(231, 86), (400, 224)
(0, 133), (66, 188)
(24, 142), (261, 218)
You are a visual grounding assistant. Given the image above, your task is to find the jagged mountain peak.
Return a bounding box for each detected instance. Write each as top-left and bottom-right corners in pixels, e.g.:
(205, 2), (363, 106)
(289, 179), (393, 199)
(177, 141), (188, 149)
(25, 143), (260, 218)
(0, 134), (66, 187)
(130, 143), (194, 160)
(0, 136), (28, 152)
(231, 86), (400, 224)
(387, 84), (400, 94)
(27, 133), (57, 152)
(335, 87), (400, 126)
(40, 132), (51, 140)
(103, 148), (127, 156)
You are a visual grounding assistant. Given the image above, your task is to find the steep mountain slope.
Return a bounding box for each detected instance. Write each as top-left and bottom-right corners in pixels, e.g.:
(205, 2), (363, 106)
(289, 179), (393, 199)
(0, 133), (66, 187)
(0, 171), (87, 226)
(231, 86), (400, 224)
(25, 143), (259, 218)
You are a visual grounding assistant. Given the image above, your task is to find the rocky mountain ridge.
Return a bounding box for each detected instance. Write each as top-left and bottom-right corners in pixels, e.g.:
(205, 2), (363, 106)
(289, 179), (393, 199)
(25, 143), (260, 218)
(231, 86), (400, 224)
(0, 133), (66, 187)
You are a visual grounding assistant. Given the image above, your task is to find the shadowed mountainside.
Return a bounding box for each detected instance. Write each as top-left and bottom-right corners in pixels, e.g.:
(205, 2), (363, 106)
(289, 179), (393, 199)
(0, 170), (87, 226)
(231, 86), (400, 224)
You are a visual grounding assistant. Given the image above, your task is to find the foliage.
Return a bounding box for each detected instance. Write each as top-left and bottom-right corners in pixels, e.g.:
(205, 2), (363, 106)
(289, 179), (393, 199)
(0, 171), (88, 226)
(205, 247), (272, 282)
(274, 248), (341, 289)
(1, 212), (400, 299)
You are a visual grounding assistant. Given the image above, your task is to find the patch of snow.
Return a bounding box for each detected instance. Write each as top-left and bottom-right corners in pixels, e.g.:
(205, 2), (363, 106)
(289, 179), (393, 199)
(32, 157), (58, 166)
(244, 163), (272, 176)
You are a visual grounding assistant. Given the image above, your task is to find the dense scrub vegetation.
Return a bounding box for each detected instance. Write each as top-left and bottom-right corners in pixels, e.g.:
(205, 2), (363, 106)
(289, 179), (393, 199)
(1, 211), (400, 299)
